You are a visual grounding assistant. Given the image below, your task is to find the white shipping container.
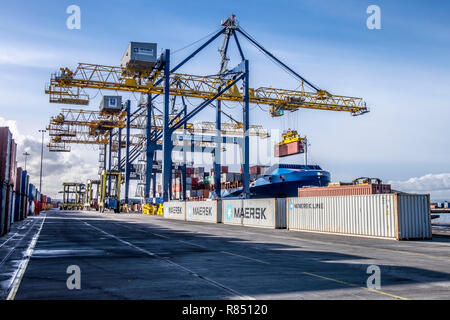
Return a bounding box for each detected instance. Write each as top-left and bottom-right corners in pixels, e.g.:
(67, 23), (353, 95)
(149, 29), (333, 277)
(100, 96), (122, 113)
(287, 194), (431, 240)
(163, 201), (186, 220)
(222, 198), (286, 229)
(121, 42), (157, 71)
(186, 200), (221, 223)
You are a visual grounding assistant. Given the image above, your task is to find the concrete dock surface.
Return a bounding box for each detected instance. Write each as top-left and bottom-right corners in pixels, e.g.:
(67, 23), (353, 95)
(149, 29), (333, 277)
(1, 209), (449, 300)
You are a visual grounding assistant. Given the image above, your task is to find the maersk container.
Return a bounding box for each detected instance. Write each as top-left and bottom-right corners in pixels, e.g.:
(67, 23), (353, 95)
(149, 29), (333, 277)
(186, 200), (221, 223)
(222, 198), (286, 229)
(287, 193), (432, 240)
(121, 42), (157, 71)
(163, 201), (186, 220)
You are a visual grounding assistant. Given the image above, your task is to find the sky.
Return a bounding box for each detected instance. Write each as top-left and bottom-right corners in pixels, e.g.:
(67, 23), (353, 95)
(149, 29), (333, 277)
(0, 0), (449, 200)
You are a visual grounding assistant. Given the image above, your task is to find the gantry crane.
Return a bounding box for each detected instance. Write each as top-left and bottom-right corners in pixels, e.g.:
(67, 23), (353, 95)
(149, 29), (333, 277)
(44, 15), (369, 201)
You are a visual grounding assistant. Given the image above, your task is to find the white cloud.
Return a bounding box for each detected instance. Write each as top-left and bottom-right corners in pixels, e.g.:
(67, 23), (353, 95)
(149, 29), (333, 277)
(1, 117), (98, 199)
(389, 173), (450, 200)
(0, 46), (58, 68)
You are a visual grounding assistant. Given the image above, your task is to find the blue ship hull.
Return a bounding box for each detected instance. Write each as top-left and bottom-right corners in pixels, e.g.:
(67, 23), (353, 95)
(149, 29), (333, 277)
(222, 164), (331, 198)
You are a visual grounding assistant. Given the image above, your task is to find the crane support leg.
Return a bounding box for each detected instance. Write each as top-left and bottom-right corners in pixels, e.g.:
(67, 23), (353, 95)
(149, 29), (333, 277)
(214, 100), (221, 198)
(108, 129), (113, 196)
(182, 100), (187, 201)
(118, 127), (122, 170)
(243, 60), (250, 198)
(125, 100), (131, 203)
(162, 49), (172, 202)
(152, 155), (157, 198)
(145, 94), (153, 199)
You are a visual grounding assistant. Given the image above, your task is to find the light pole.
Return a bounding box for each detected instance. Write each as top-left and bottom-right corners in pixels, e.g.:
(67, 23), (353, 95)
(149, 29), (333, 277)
(39, 130), (46, 192)
(23, 152), (30, 171)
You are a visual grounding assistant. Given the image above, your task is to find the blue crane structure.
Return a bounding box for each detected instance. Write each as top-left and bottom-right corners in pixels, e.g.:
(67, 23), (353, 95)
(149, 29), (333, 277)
(44, 15), (369, 205)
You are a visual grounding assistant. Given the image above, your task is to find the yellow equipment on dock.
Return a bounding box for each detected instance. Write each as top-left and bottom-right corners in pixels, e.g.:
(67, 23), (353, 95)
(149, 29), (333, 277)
(99, 170), (122, 213)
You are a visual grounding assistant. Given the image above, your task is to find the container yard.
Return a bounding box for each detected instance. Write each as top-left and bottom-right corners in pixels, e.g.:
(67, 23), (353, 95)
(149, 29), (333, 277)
(1, 127), (53, 237)
(1, 2), (449, 308)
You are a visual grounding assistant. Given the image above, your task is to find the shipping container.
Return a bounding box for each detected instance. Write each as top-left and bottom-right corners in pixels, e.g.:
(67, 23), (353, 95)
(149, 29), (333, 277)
(194, 167), (205, 174)
(274, 141), (304, 157)
(0, 127), (12, 183)
(99, 96), (122, 113)
(287, 194), (432, 240)
(121, 42), (157, 71)
(221, 173), (235, 183)
(222, 198), (286, 229)
(186, 167), (194, 175)
(163, 201), (186, 220)
(0, 182), (7, 235)
(34, 200), (40, 215)
(13, 191), (21, 222)
(14, 186), (22, 222)
(9, 139), (17, 190)
(186, 200), (221, 223)
(250, 165), (267, 175)
(298, 184), (391, 197)
(15, 167), (22, 193)
(29, 183), (36, 201)
(6, 186), (13, 233)
(29, 200), (34, 216)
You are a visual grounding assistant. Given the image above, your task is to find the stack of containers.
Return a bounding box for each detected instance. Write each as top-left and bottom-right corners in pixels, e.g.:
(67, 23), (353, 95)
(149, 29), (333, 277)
(46, 196), (52, 210)
(14, 167), (23, 221)
(41, 194), (47, 211)
(249, 165), (266, 175)
(0, 127), (12, 236)
(8, 138), (17, 230)
(35, 189), (41, 215)
(298, 184), (392, 197)
(20, 170), (29, 220)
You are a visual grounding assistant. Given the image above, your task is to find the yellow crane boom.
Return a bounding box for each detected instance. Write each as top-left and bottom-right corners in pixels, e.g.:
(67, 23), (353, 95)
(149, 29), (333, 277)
(45, 63), (368, 117)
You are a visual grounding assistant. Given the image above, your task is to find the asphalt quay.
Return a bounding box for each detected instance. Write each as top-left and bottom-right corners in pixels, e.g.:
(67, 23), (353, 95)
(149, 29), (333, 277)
(1, 210), (449, 300)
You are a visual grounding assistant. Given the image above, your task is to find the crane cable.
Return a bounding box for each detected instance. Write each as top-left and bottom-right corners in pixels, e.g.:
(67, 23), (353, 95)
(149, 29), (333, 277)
(238, 26), (320, 92)
(172, 27), (223, 55)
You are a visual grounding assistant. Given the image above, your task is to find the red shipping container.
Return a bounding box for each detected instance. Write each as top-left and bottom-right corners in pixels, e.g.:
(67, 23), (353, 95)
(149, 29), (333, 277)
(298, 184), (392, 197)
(250, 165), (267, 175)
(34, 200), (40, 214)
(275, 141), (304, 157)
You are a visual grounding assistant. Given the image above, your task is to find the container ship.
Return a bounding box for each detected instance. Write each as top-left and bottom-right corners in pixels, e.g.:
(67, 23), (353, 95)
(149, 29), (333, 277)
(222, 164), (331, 198)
